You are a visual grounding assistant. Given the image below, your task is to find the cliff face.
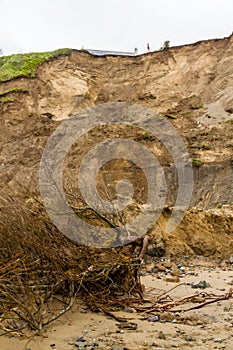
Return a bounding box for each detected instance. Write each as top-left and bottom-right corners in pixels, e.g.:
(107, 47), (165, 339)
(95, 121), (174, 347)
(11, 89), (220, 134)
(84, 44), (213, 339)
(1, 35), (233, 117)
(0, 35), (232, 255)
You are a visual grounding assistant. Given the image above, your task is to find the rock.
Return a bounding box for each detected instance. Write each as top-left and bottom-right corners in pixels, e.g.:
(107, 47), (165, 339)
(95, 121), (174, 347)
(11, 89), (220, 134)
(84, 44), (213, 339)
(163, 261), (173, 269)
(192, 296), (206, 303)
(148, 315), (159, 322)
(91, 342), (99, 347)
(151, 342), (166, 349)
(50, 345), (56, 348)
(164, 276), (180, 283)
(118, 322), (137, 330)
(226, 280), (233, 285)
(124, 306), (136, 313)
(186, 271), (198, 276)
(80, 309), (87, 314)
(170, 266), (181, 276)
(191, 280), (211, 289)
(146, 263), (156, 273)
(74, 343), (87, 349)
(160, 312), (174, 322)
(111, 346), (124, 350)
(214, 338), (223, 343)
(185, 335), (196, 342)
(158, 331), (166, 340)
(76, 337), (86, 342)
(156, 263), (167, 272)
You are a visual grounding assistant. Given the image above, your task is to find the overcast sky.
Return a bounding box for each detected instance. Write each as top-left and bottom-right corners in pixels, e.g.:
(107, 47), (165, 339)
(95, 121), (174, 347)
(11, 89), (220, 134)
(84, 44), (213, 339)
(0, 0), (232, 55)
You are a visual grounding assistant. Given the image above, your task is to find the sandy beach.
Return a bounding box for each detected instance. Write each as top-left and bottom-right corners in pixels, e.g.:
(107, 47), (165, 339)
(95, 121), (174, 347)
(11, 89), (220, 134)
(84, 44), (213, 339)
(2, 258), (233, 350)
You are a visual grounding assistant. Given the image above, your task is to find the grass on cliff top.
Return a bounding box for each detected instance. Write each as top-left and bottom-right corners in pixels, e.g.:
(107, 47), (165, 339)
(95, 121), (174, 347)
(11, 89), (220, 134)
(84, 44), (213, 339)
(0, 48), (72, 82)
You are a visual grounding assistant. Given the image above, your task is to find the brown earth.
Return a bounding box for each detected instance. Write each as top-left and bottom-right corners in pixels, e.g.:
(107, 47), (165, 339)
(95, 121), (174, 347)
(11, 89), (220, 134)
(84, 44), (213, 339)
(0, 34), (233, 255)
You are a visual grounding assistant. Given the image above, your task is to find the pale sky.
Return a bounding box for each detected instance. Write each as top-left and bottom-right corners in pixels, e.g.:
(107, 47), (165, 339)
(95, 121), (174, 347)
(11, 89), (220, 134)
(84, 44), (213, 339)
(0, 0), (232, 55)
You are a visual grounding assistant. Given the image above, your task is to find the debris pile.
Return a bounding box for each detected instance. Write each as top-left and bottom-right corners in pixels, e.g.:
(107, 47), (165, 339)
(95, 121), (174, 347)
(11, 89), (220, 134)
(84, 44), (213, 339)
(0, 195), (142, 333)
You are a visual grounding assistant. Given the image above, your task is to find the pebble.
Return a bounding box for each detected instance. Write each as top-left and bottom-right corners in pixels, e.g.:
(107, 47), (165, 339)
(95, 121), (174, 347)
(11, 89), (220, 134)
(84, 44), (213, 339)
(185, 335), (196, 342)
(214, 338), (223, 343)
(191, 280), (211, 289)
(118, 322), (137, 330)
(164, 276), (180, 283)
(111, 346), (125, 350)
(186, 271), (198, 276)
(91, 342), (99, 347)
(77, 337), (86, 342)
(170, 266), (181, 277)
(156, 263), (167, 272)
(74, 345), (86, 350)
(124, 306), (136, 313)
(148, 315), (159, 322)
(80, 309), (87, 314)
(193, 296), (206, 303)
(158, 331), (166, 340)
(163, 261), (173, 269)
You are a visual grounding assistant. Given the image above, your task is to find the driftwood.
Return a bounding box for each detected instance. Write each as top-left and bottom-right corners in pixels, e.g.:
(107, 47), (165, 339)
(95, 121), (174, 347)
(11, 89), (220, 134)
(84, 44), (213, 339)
(103, 288), (233, 324)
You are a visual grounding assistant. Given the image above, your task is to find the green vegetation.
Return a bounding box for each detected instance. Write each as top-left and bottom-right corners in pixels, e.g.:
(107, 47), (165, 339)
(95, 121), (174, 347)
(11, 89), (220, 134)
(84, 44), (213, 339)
(191, 143), (211, 151)
(164, 113), (177, 119)
(200, 144), (211, 150)
(191, 158), (202, 167)
(216, 203), (222, 209)
(0, 87), (29, 97)
(0, 48), (72, 82)
(0, 96), (15, 103)
(0, 87), (29, 103)
(191, 104), (204, 110)
(149, 94), (157, 99)
(160, 40), (170, 50)
(143, 132), (154, 140)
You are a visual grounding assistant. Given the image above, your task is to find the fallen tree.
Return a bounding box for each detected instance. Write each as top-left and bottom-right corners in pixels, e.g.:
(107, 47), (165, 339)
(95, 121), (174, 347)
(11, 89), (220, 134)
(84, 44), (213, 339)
(0, 194), (143, 334)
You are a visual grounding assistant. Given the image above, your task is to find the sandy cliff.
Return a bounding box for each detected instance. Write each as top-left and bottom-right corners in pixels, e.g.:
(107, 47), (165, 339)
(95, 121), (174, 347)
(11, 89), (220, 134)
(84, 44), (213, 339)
(0, 35), (233, 256)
